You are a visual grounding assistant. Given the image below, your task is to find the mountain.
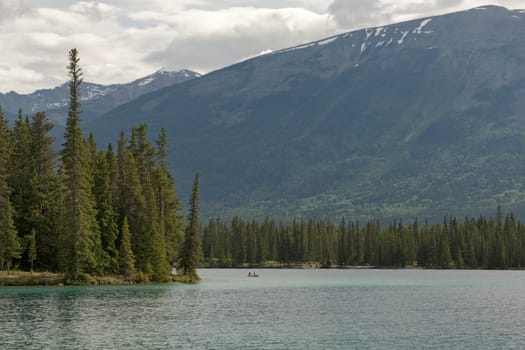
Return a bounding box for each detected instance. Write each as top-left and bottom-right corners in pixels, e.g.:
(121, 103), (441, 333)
(0, 69), (200, 126)
(90, 5), (525, 222)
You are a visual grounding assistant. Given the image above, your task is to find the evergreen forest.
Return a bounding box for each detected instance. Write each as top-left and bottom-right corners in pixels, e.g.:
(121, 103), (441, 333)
(0, 49), (189, 283)
(202, 208), (525, 269)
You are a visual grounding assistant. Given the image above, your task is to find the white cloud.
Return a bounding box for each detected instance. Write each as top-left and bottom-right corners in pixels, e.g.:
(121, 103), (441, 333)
(0, 64), (45, 92)
(0, 0), (523, 93)
(69, 1), (117, 21)
(146, 6), (335, 74)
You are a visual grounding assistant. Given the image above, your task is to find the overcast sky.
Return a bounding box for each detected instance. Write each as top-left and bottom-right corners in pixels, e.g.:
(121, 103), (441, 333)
(0, 0), (523, 93)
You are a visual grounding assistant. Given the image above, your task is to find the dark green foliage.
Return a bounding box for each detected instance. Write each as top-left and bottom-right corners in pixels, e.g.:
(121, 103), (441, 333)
(202, 209), (525, 269)
(28, 112), (59, 270)
(59, 48), (101, 279)
(155, 128), (184, 266)
(0, 113), (182, 280)
(119, 217), (135, 279)
(0, 50), (183, 283)
(115, 125), (180, 281)
(0, 107), (20, 273)
(92, 146), (119, 274)
(9, 111), (59, 271)
(28, 228), (37, 273)
(178, 172), (203, 277)
(10, 112), (32, 239)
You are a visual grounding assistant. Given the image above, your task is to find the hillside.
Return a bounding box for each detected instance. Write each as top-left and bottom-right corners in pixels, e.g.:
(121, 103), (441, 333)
(90, 5), (525, 221)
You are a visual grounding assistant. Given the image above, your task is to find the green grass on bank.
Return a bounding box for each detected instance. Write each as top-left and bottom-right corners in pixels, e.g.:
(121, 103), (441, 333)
(0, 271), (65, 286)
(0, 270), (179, 286)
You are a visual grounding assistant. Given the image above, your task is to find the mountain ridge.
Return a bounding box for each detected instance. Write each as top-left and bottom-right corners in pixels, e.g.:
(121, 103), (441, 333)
(0, 69), (201, 125)
(83, 5), (525, 221)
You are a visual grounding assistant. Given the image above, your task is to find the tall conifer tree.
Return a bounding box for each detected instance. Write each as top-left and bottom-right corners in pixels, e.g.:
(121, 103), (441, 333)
(155, 128), (184, 266)
(29, 112), (59, 270)
(59, 48), (101, 279)
(10, 111), (32, 241)
(92, 149), (119, 274)
(0, 107), (20, 273)
(119, 216), (136, 279)
(178, 172), (203, 279)
(116, 132), (148, 273)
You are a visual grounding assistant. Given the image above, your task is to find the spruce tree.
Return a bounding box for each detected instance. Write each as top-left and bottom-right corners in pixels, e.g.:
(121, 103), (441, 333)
(29, 112), (59, 271)
(10, 111), (32, 248)
(119, 216), (136, 279)
(178, 172), (203, 280)
(0, 107), (20, 273)
(28, 228), (37, 273)
(155, 128), (184, 266)
(59, 48), (101, 279)
(134, 125), (170, 280)
(105, 144), (119, 222)
(116, 132), (148, 273)
(92, 149), (119, 274)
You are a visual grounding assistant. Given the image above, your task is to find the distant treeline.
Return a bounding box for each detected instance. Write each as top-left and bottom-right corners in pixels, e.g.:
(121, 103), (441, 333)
(202, 208), (525, 269)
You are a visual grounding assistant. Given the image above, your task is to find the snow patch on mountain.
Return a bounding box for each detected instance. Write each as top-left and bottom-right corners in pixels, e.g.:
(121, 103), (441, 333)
(361, 42), (371, 53)
(238, 50), (274, 63)
(398, 31), (409, 44)
(138, 77), (155, 86)
(365, 28), (373, 40)
(413, 19), (432, 34)
(82, 85), (115, 100)
(278, 43), (316, 54)
(317, 37), (338, 46)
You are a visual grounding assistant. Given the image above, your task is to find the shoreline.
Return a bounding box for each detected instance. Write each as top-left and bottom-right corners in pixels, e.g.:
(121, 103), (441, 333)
(0, 271), (168, 287)
(3, 265), (524, 287)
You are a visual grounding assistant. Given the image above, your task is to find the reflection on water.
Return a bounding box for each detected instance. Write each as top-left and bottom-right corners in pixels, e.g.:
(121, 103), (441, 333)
(2, 269), (525, 349)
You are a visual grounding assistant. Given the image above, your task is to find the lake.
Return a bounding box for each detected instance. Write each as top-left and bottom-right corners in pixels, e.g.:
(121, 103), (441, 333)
(2, 269), (525, 349)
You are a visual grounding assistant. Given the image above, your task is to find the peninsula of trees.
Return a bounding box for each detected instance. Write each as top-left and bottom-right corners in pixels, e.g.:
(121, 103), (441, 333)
(0, 49), (202, 284)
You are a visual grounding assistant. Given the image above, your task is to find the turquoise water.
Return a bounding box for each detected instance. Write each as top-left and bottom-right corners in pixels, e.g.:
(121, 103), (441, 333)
(2, 269), (525, 349)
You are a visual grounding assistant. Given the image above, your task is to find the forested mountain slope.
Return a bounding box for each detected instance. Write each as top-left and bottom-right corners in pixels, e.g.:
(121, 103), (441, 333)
(92, 5), (525, 221)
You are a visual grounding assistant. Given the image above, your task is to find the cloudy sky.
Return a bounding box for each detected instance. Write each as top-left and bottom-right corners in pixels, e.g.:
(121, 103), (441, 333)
(0, 0), (523, 93)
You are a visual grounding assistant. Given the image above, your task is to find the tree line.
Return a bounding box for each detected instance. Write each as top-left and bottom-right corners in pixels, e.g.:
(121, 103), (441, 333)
(0, 49), (202, 283)
(202, 207), (525, 269)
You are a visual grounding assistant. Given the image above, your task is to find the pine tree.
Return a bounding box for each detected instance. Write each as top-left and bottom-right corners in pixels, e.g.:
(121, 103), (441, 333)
(59, 48), (101, 279)
(9, 111), (33, 268)
(155, 128), (184, 266)
(119, 216), (136, 279)
(28, 228), (37, 273)
(456, 247), (464, 269)
(116, 132), (148, 273)
(134, 125), (170, 280)
(337, 217), (347, 265)
(231, 217), (247, 266)
(0, 107), (20, 273)
(92, 149), (119, 274)
(178, 172), (203, 280)
(29, 112), (59, 271)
